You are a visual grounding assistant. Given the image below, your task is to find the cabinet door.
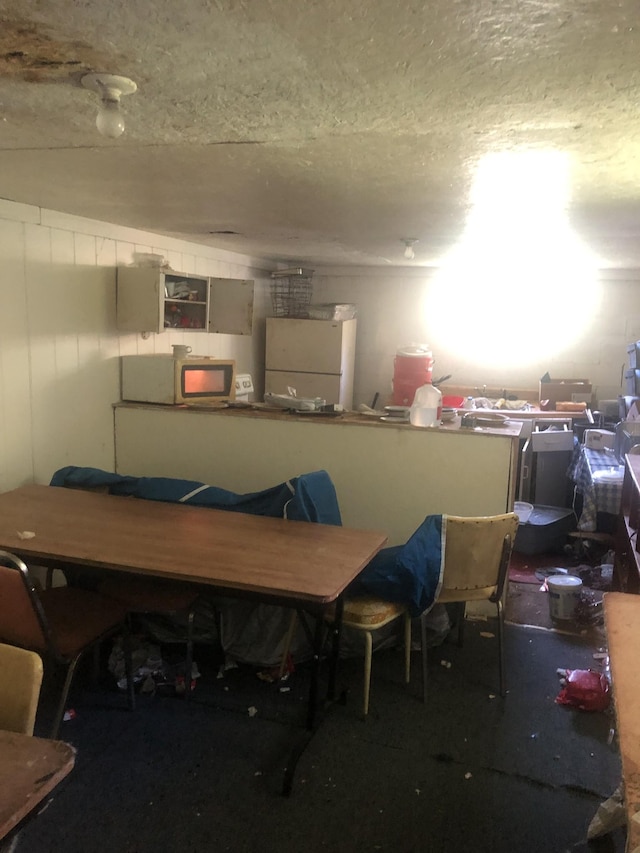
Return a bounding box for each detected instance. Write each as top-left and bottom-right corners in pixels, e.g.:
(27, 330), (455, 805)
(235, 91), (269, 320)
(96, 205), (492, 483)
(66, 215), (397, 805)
(265, 370), (344, 404)
(117, 267), (163, 332)
(208, 278), (254, 335)
(266, 318), (352, 373)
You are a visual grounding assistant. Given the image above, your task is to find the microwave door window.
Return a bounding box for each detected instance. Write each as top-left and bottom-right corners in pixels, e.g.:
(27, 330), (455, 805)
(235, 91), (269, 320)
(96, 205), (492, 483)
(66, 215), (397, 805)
(181, 364), (234, 400)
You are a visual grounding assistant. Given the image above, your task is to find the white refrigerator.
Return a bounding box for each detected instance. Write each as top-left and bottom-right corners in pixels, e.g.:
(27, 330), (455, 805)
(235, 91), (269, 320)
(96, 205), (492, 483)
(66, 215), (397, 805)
(265, 318), (357, 408)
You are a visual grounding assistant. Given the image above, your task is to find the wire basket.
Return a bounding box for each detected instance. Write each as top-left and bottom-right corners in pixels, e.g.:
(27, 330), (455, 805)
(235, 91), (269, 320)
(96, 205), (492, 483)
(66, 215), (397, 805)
(270, 268), (314, 317)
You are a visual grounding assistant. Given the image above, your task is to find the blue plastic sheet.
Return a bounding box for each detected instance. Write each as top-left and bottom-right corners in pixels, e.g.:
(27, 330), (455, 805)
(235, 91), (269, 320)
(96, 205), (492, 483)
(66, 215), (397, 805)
(347, 514), (445, 617)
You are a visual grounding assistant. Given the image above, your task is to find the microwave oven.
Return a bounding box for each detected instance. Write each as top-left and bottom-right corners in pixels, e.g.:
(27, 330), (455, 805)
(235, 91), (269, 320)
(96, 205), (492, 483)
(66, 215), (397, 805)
(121, 355), (236, 405)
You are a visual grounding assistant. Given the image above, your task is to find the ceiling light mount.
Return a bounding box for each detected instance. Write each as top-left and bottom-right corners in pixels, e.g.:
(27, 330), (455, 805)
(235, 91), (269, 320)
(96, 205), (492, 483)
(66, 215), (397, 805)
(402, 238), (418, 260)
(81, 73), (137, 139)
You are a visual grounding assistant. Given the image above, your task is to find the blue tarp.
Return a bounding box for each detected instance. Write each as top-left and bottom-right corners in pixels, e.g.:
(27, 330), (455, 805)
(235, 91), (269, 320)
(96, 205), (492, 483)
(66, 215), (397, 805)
(347, 514), (445, 617)
(50, 466), (342, 526)
(50, 466), (443, 619)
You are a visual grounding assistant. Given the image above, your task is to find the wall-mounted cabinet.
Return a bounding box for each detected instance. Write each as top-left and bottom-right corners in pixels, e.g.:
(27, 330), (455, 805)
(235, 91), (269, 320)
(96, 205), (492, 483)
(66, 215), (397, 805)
(116, 267), (254, 335)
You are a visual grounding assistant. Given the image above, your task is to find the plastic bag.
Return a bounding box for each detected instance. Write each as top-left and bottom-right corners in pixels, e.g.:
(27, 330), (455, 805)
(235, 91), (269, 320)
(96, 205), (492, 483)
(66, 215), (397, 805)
(555, 668), (611, 712)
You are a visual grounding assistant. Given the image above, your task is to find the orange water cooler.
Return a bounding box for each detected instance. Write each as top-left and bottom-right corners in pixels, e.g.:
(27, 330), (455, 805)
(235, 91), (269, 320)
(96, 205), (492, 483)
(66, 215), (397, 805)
(391, 345), (434, 406)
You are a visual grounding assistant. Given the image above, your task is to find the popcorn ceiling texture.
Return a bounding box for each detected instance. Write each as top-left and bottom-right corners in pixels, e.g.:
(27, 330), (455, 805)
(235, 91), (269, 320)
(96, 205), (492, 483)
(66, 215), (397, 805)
(0, 0), (639, 267)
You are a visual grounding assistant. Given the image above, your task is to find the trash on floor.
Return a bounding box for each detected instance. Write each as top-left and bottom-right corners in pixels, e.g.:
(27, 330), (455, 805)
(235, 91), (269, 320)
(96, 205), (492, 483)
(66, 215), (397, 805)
(588, 784), (626, 839)
(555, 668), (611, 712)
(109, 636), (199, 696)
(256, 653), (295, 683)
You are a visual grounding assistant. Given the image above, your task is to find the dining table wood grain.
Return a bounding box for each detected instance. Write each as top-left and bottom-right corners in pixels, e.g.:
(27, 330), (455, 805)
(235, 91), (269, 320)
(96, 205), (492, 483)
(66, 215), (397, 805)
(0, 730), (75, 840)
(0, 484), (388, 606)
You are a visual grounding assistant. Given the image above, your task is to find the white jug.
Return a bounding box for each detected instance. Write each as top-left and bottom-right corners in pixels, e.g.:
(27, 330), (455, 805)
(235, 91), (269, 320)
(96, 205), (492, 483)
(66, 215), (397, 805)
(409, 383), (442, 427)
(172, 344), (192, 359)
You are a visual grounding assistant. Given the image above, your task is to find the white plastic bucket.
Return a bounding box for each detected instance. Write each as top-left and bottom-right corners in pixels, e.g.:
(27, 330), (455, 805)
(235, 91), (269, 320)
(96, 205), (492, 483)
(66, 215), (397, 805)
(547, 575), (582, 620)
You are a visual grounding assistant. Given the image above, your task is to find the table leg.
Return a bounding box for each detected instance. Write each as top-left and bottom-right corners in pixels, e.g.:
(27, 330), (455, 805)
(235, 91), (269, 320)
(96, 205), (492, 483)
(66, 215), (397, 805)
(327, 596), (343, 702)
(282, 597), (344, 796)
(305, 611), (325, 731)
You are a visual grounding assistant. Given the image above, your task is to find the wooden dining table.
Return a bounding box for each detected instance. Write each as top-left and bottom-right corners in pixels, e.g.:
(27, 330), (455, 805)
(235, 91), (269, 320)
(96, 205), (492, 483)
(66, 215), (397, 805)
(0, 730), (75, 840)
(0, 483), (388, 793)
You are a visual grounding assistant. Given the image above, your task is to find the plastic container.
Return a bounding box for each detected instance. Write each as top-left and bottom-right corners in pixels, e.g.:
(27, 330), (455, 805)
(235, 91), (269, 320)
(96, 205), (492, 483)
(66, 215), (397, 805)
(513, 505), (576, 555)
(547, 575), (583, 620)
(392, 345), (434, 406)
(410, 383), (442, 427)
(442, 394), (465, 408)
(514, 501), (534, 524)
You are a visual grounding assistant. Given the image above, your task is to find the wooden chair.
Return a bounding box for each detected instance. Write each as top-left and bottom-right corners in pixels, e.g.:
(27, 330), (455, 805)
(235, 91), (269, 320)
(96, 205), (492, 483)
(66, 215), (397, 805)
(420, 513), (519, 702)
(0, 642), (43, 735)
(0, 551), (134, 738)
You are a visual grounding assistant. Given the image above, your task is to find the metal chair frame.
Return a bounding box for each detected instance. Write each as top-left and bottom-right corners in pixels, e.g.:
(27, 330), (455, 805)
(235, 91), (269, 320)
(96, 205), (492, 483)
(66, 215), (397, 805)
(420, 516), (517, 703)
(0, 551), (134, 738)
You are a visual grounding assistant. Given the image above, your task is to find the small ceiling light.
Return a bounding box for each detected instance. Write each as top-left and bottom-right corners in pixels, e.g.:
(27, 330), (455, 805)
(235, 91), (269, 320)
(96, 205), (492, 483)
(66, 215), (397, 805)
(81, 73), (137, 139)
(403, 238), (418, 260)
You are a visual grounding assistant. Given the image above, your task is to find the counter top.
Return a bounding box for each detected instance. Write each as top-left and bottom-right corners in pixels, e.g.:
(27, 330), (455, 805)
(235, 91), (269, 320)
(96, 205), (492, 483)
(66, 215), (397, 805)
(114, 402), (523, 438)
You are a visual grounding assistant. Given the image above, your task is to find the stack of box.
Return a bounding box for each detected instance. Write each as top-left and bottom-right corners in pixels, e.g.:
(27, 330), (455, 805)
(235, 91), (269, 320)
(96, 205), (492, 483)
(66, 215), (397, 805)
(625, 342), (640, 395)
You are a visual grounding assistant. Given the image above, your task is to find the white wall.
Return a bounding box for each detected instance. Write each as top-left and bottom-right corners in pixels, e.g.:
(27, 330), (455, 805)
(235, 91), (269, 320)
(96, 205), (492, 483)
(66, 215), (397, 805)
(2, 196), (640, 495)
(312, 267), (640, 410)
(0, 199), (272, 493)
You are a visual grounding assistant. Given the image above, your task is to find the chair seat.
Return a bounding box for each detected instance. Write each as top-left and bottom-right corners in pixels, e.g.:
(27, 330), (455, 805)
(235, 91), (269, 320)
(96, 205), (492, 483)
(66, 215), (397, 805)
(342, 596), (406, 629)
(39, 587), (129, 658)
(97, 577), (199, 613)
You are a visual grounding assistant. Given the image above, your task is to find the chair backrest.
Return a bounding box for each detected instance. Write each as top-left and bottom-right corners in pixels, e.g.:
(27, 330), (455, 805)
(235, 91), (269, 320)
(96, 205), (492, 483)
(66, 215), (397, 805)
(0, 641), (43, 734)
(442, 513), (519, 599)
(0, 551), (57, 657)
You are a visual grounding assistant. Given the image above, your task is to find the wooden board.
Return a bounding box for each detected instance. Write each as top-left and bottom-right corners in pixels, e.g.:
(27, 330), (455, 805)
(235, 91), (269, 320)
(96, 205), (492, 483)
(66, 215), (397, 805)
(0, 731), (75, 840)
(604, 592), (640, 852)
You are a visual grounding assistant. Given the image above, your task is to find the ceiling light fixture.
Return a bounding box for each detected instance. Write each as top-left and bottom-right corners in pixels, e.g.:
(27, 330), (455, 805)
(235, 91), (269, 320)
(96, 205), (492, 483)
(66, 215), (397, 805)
(81, 73), (137, 139)
(402, 238), (418, 260)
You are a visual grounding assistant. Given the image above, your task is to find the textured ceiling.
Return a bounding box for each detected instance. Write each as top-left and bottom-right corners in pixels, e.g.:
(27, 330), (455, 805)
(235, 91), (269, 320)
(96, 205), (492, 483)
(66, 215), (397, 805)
(1, 0), (640, 267)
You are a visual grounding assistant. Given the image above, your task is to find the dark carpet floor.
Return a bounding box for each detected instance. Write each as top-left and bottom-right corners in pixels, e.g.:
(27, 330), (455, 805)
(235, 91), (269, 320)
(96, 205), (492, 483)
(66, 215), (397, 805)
(15, 618), (625, 853)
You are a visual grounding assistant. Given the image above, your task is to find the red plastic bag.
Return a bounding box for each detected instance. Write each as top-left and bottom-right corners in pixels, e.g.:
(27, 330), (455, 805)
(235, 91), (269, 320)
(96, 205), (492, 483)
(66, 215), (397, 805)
(555, 669), (611, 712)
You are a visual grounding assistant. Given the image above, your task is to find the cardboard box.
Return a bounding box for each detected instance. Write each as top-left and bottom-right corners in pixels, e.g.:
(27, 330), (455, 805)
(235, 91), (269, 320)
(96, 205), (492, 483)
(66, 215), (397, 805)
(584, 429), (615, 450)
(539, 378), (592, 410)
(627, 400), (640, 422)
(625, 369), (640, 396)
